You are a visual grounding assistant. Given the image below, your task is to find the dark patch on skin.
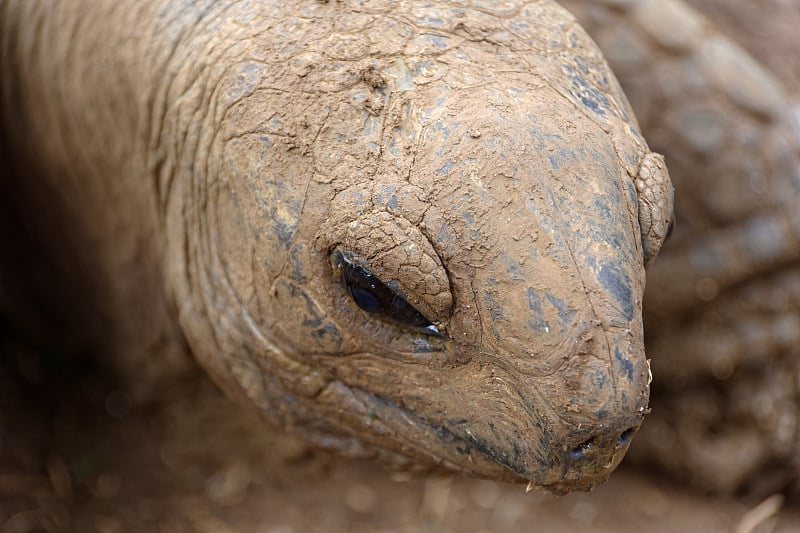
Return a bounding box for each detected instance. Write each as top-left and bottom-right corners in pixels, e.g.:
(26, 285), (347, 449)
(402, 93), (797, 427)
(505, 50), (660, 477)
(501, 253), (523, 280)
(429, 35), (447, 49)
(509, 20), (530, 31)
(433, 223), (456, 255)
(411, 59), (440, 77)
(437, 159), (455, 174)
(509, 438), (522, 463)
(483, 278), (504, 321)
(388, 138), (402, 157)
(287, 243), (309, 283)
(313, 321), (343, 348)
(562, 64), (612, 117)
(287, 284), (323, 328)
(274, 217), (296, 245)
(263, 187), (301, 246)
(374, 185), (398, 209)
(615, 346), (635, 381)
(431, 121), (452, 157)
(546, 146), (586, 173)
(624, 179), (638, 216)
(227, 61), (267, 101)
(526, 288), (550, 333)
(545, 292), (576, 327)
(524, 121), (566, 148)
(587, 191), (629, 251)
(587, 365), (608, 390)
(417, 16), (446, 27)
(597, 262), (634, 321)
(274, 278), (343, 352)
(591, 197), (613, 225)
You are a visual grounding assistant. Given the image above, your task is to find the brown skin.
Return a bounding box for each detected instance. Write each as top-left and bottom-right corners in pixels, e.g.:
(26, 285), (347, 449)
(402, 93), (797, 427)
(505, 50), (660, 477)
(562, 0), (800, 494)
(0, 1), (673, 492)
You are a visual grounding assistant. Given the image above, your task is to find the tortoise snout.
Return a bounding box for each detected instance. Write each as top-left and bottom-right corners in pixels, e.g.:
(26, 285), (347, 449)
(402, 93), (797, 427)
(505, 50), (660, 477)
(543, 419), (640, 493)
(551, 421), (642, 491)
(568, 425), (638, 462)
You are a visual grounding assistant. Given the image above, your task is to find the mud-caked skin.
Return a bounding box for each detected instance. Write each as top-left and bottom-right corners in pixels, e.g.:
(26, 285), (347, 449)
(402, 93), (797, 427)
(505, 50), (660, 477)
(562, 0), (800, 494)
(0, 1), (674, 492)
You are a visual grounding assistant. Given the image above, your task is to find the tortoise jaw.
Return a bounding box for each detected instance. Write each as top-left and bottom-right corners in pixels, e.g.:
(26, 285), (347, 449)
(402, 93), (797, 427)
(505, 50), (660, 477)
(343, 389), (528, 484)
(339, 386), (640, 492)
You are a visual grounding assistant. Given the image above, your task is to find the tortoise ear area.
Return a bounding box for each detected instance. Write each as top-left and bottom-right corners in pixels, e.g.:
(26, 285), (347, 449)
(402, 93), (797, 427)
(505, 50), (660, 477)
(634, 152), (675, 267)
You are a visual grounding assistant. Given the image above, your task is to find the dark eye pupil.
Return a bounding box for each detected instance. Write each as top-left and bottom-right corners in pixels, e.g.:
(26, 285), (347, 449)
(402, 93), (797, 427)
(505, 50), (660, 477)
(333, 250), (440, 335)
(349, 285), (382, 313)
(665, 217), (676, 241)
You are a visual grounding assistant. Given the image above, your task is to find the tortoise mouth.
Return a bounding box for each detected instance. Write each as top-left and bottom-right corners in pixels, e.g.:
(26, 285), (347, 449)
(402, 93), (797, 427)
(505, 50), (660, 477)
(350, 387), (628, 492)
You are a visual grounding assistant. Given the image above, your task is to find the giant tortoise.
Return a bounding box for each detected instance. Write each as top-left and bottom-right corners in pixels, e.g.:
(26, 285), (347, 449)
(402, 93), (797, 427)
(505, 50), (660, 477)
(1, 0), (797, 499)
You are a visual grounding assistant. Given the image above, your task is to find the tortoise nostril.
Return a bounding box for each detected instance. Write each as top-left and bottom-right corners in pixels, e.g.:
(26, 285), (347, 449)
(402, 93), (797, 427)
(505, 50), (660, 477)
(617, 427), (636, 448)
(569, 436), (597, 460)
(569, 426), (638, 461)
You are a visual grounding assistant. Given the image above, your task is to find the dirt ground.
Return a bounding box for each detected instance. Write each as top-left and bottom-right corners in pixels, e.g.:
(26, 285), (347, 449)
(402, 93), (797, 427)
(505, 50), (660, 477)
(2, 334), (799, 533)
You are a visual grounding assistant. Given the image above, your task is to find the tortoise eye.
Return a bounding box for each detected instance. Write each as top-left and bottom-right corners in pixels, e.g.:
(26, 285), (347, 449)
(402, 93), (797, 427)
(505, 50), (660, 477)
(665, 216), (676, 241)
(332, 250), (441, 335)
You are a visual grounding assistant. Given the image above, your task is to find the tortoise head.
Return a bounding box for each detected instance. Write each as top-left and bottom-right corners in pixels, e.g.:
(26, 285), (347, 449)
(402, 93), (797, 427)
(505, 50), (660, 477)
(297, 79), (673, 491)
(176, 1), (673, 493)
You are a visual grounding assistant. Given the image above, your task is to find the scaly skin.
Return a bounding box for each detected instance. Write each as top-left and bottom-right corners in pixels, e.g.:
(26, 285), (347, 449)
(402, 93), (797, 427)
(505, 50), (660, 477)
(563, 0), (800, 494)
(0, 1), (673, 492)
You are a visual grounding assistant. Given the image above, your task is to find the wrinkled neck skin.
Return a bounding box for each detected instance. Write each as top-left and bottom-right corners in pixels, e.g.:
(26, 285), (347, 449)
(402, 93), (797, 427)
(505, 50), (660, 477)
(0, 1), (197, 384)
(2, 1), (671, 492)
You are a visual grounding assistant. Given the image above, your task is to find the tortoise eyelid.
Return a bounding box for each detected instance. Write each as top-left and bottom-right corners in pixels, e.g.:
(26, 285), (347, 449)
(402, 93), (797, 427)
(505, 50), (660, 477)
(333, 249), (441, 336)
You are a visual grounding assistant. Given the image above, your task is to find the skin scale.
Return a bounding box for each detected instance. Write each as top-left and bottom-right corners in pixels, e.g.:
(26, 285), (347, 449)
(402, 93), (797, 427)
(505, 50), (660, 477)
(0, 1), (673, 492)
